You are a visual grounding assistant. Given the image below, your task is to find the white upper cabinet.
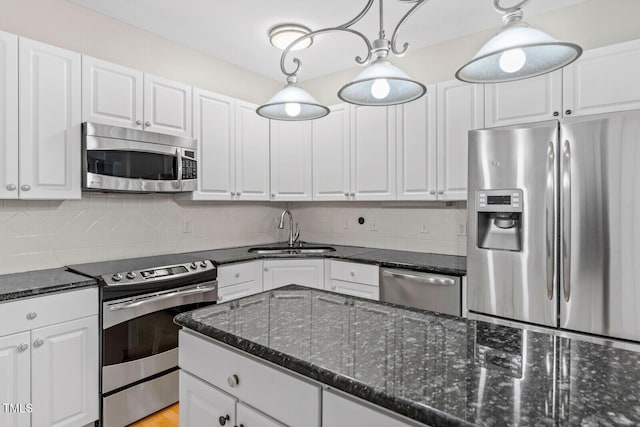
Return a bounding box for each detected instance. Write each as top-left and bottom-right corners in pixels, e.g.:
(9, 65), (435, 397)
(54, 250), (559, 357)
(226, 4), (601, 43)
(82, 56), (144, 129)
(563, 39), (640, 117)
(190, 88), (236, 200)
(436, 80), (484, 201)
(396, 86), (437, 201)
(0, 31), (18, 200)
(270, 120), (312, 201)
(351, 105), (396, 200)
(235, 100), (270, 201)
(19, 37), (81, 200)
(485, 71), (562, 127)
(144, 73), (192, 138)
(312, 104), (351, 201)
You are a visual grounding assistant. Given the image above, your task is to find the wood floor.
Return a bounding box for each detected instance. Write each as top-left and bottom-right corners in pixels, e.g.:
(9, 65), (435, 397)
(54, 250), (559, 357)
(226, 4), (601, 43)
(128, 403), (179, 427)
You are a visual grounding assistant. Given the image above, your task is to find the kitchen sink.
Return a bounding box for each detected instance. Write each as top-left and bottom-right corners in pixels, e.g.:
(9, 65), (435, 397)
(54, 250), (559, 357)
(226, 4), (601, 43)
(248, 246), (336, 255)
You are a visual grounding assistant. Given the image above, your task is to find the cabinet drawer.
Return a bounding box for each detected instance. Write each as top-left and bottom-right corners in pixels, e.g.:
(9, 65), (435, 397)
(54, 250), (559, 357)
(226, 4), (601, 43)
(218, 261), (262, 288)
(329, 279), (379, 300)
(330, 261), (379, 286)
(0, 288), (98, 337)
(180, 330), (320, 427)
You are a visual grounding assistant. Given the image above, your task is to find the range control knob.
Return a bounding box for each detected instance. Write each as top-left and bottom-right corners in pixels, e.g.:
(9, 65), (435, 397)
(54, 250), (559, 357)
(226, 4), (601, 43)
(126, 272), (136, 280)
(112, 273), (123, 282)
(189, 262), (198, 270)
(199, 261), (208, 268)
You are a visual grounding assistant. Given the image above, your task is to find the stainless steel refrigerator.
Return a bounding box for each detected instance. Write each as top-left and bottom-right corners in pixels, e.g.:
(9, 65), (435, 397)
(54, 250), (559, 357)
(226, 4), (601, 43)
(467, 110), (640, 343)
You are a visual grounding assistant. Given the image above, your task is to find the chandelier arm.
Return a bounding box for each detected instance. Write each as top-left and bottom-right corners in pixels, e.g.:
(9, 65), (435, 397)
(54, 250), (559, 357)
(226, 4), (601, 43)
(493, 0), (531, 14)
(390, 0), (429, 57)
(279, 27), (373, 77)
(340, 0), (376, 29)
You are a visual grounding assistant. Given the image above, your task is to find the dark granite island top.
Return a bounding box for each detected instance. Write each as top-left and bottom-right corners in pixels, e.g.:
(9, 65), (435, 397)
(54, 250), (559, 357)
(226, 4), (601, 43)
(0, 268), (98, 302)
(175, 285), (640, 427)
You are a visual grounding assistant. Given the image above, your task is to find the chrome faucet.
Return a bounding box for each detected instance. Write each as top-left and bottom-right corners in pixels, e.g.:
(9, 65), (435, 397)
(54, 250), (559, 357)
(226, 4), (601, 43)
(278, 209), (300, 247)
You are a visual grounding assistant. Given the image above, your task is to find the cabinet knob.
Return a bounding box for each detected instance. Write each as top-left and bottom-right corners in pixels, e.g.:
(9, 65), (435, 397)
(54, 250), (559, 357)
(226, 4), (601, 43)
(271, 193), (275, 198)
(33, 339), (44, 348)
(21, 184), (31, 192)
(437, 190), (444, 195)
(26, 312), (37, 320)
(145, 121), (151, 127)
(350, 271), (356, 277)
(219, 414), (230, 426)
(227, 374), (239, 387)
(331, 285), (337, 290)
(136, 120), (142, 125)
(264, 267), (268, 272)
(231, 192), (236, 196)
(350, 192), (355, 197)
(17, 343), (28, 353)
(234, 272), (240, 278)
(553, 111), (559, 117)
(6, 184), (16, 191)
(429, 190), (436, 195)
(565, 110), (572, 115)
(344, 192), (349, 197)
(237, 192), (241, 196)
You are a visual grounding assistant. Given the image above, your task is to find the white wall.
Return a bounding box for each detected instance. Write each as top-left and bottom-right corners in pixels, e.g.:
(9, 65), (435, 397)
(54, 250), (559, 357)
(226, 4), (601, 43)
(291, 202), (467, 256)
(0, 0), (280, 104)
(0, 196), (286, 274)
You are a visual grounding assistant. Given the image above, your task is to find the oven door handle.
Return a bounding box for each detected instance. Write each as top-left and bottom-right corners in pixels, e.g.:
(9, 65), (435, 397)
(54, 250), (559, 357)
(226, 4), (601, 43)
(108, 285), (217, 311)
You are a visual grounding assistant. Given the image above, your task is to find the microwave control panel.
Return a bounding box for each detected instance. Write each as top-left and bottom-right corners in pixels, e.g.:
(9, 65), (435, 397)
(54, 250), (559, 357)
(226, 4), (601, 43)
(182, 149), (197, 180)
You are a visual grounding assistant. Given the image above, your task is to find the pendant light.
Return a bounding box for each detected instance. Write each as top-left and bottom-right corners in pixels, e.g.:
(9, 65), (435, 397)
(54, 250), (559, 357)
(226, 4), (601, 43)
(456, 0), (582, 84)
(257, 0), (429, 121)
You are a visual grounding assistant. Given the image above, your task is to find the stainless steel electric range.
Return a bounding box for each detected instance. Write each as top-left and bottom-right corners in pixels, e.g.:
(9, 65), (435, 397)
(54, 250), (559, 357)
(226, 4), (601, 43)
(68, 254), (218, 427)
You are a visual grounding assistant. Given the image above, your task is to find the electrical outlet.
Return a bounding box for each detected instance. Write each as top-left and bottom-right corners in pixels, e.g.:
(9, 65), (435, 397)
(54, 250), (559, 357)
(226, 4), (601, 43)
(370, 220), (378, 231)
(183, 219), (192, 234)
(344, 217), (352, 229)
(457, 222), (467, 236)
(421, 223), (429, 234)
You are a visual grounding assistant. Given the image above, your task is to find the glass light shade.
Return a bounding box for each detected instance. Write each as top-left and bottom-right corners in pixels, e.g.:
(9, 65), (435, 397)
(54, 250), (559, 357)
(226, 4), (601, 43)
(257, 82), (329, 121)
(269, 25), (312, 51)
(338, 59), (426, 106)
(456, 24), (582, 83)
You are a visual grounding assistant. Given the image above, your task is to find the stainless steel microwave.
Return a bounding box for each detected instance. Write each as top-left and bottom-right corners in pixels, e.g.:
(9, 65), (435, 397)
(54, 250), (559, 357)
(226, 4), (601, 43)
(82, 123), (197, 193)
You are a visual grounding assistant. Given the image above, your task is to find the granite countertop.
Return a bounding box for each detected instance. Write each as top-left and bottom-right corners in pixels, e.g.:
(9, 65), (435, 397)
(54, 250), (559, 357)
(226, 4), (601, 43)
(175, 285), (640, 427)
(194, 242), (467, 276)
(0, 268), (98, 302)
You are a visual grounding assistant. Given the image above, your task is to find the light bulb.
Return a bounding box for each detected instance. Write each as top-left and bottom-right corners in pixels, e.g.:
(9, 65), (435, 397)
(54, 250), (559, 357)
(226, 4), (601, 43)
(371, 79), (390, 99)
(285, 102), (301, 117)
(499, 48), (527, 73)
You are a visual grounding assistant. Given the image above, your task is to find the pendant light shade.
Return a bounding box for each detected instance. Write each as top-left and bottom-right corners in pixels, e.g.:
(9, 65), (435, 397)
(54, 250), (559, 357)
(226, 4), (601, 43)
(338, 59), (426, 106)
(256, 79), (329, 121)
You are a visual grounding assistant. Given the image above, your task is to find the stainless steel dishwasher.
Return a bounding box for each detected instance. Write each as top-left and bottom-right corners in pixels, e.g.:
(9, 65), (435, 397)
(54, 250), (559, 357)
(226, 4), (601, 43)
(380, 268), (461, 316)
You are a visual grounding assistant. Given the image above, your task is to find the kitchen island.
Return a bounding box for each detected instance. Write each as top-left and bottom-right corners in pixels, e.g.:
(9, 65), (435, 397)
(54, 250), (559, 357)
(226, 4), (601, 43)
(175, 285), (640, 427)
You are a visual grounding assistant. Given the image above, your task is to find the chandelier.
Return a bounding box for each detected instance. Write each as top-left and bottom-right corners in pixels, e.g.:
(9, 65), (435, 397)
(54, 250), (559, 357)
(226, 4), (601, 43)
(257, 0), (582, 121)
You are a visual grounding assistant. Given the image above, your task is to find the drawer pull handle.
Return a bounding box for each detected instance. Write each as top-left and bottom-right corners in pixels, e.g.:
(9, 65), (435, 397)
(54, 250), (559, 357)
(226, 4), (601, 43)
(33, 339), (44, 348)
(219, 414), (230, 426)
(17, 343), (28, 352)
(234, 273), (240, 278)
(26, 312), (37, 320)
(227, 374), (239, 387)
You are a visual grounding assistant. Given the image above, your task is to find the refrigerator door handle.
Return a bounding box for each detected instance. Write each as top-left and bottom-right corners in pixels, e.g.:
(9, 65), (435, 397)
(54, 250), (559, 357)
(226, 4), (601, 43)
(562, 140), (572, 302)
(546, 141), (556, 301)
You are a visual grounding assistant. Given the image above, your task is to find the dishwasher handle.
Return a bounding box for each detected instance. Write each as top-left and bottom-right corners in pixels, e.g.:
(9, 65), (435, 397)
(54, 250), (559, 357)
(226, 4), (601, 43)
(382, 270), (456, 286)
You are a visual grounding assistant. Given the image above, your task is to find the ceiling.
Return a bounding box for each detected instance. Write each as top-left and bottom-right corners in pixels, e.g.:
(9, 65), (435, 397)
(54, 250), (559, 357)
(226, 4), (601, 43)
(68, 0), (588, 82)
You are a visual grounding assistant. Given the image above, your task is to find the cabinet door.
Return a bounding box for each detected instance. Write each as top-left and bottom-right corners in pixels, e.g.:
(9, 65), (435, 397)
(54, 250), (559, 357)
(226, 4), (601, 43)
(329, 279), (379, 300)
(396, 88), (437, 200)
(270, 120), (312, 201)
(191, 88), (236, 200)
(235, 100), (270, 200)
(31, 316), (99, 427)
(179, 370), (236, 427)
(19, 38), (81, 200)
(143, 73), (192, 137)
(312, 104), (351, 201)
(485, 71), (562, 127)
(237, 402), (285, 427)
(0, 31), (18, 200)
(81, 56), (143, 129)
(323, 390), (415, 427)
(263, 259), (325, 290)
(436, 80), (484, 201)
(351, 105), (396, 200)
(0, 332), (31, 427)
(563, 39), (640, 117)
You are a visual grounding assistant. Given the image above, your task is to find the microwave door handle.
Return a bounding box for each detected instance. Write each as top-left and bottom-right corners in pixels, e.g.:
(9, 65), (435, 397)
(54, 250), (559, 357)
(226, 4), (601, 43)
(176, 149), (183, 190)
(562, 140), (571, 302)
(108, 284), (217, 311)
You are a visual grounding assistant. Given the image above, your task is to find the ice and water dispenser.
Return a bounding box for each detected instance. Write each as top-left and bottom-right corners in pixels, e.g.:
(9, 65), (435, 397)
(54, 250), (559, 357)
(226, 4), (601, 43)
(475, 189), (523, 252)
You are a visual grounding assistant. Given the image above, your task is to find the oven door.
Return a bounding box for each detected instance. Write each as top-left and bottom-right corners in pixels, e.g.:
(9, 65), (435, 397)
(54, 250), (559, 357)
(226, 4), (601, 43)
(84, 136), (196, 193)
(102, 282), (217, 393)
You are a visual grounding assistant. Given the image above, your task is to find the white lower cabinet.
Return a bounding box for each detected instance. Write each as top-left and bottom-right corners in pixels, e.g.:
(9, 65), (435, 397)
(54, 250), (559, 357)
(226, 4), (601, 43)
(180, 371), (236, 427)
(237, 402), (284, 427)
(263, 259), (324, 290)
(323, 390), (417, 427)
(0, 288), (99, 427)
(327, 260), (379, 300)
(218, 261), (263, 303)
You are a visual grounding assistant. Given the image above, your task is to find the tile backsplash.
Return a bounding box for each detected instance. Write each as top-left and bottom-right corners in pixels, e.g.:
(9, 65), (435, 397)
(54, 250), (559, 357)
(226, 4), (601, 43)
(0, 195), (286, 274)
(290, 202), (468, 256)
